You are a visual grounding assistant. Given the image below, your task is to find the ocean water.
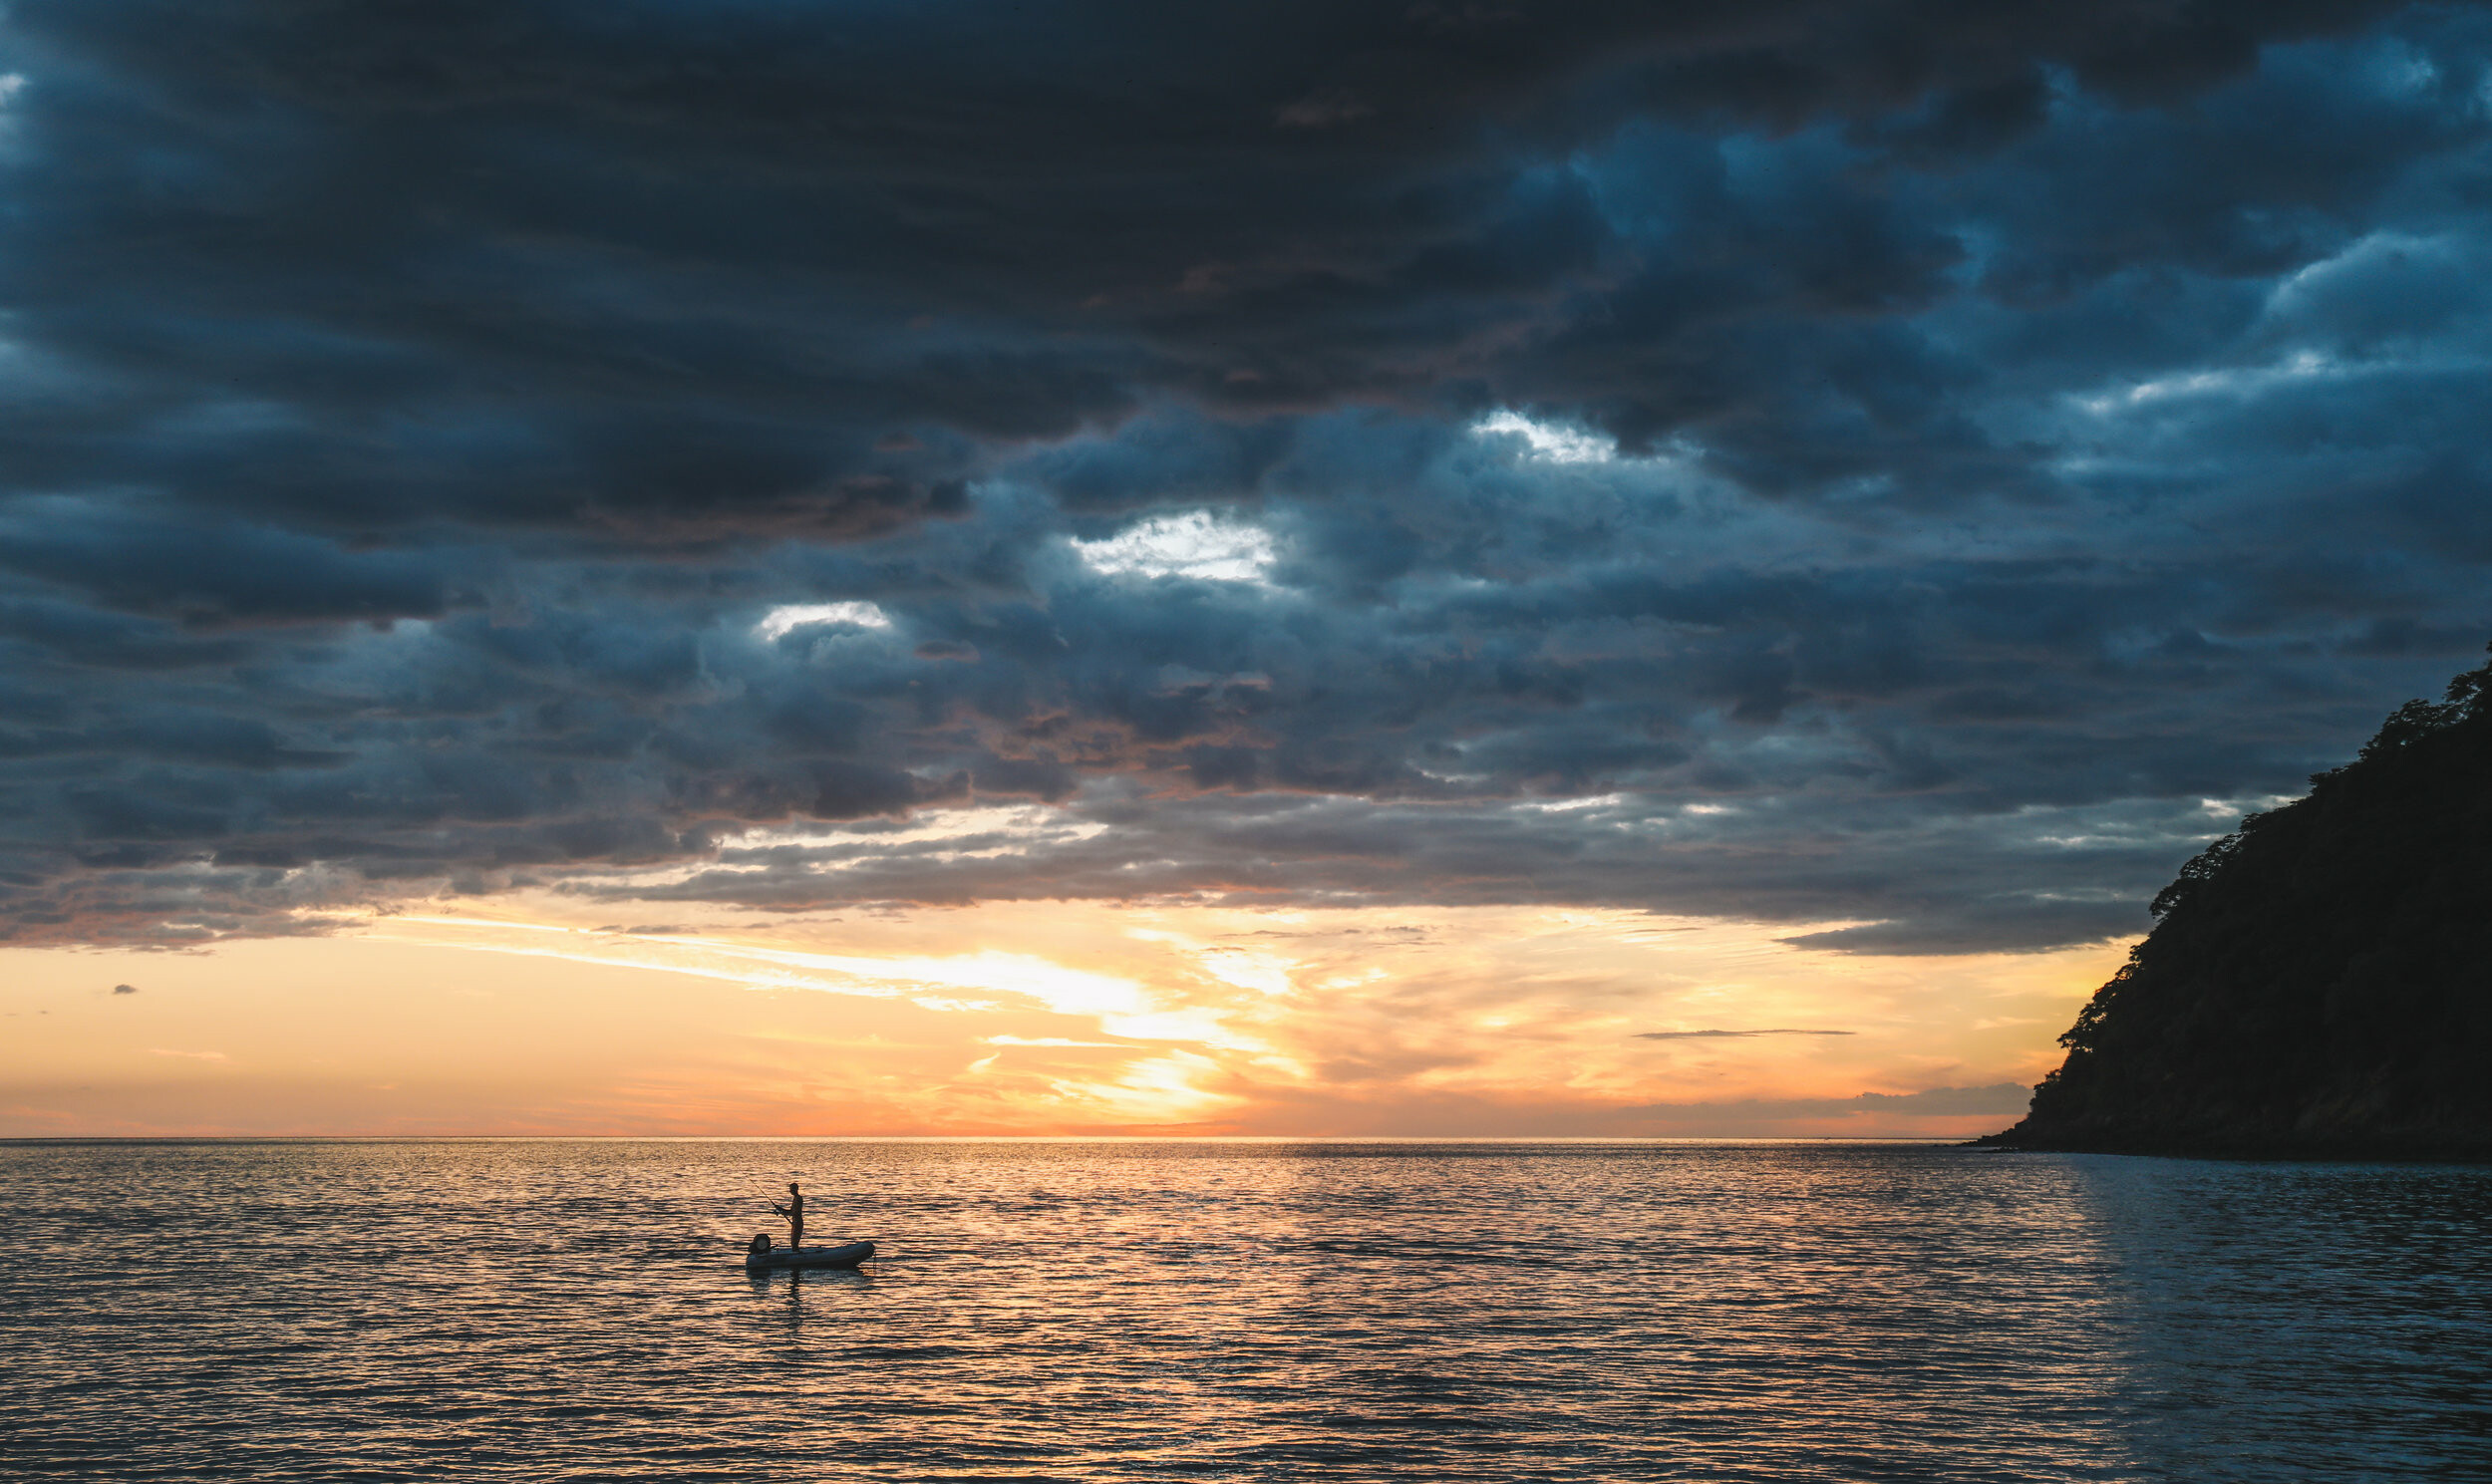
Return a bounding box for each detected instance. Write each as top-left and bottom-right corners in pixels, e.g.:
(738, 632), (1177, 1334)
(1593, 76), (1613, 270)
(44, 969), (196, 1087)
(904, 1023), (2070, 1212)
(1, 1141), (2486, 1482)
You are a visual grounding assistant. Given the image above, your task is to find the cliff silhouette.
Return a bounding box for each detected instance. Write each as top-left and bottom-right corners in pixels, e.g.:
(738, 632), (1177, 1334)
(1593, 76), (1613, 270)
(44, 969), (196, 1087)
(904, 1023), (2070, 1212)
(1983, 647), (2492, 1160)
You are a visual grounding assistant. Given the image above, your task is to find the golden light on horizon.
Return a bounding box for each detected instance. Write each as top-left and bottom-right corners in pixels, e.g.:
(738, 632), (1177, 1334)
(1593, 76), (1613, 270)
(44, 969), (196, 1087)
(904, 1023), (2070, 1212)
(0, 897), (2124, 1140)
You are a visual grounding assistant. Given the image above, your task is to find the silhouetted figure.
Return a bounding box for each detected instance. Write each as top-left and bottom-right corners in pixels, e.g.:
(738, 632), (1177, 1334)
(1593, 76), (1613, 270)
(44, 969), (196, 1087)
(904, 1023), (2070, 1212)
(771, 1181), (805, 1252)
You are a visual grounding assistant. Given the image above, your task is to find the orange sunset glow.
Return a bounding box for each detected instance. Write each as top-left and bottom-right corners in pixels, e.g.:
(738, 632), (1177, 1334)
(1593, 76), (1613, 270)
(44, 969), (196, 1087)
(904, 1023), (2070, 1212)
(1, 897), (2119, 1138)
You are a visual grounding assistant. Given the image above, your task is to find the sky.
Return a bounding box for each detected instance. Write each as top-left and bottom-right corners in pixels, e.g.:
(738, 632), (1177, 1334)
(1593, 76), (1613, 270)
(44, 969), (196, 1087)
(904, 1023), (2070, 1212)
(2, 1), (2488, 1136)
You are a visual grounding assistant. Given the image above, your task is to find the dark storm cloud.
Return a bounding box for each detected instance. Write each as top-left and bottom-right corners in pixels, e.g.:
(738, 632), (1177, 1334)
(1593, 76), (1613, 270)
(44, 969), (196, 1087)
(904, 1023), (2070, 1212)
(0, 0), (2431, 538)
(2, 2), (2490, 949)
(0, 501), (455, 626)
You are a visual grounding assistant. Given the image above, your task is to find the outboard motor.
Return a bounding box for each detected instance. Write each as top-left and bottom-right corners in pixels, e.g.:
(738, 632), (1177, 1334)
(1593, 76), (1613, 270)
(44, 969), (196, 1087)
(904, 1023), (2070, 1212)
(748, 1233), (774, 1259)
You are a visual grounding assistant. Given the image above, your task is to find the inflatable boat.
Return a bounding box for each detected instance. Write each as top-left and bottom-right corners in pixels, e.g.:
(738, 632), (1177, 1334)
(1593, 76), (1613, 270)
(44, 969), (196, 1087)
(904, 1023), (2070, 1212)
(745, 1239), (874, 1271)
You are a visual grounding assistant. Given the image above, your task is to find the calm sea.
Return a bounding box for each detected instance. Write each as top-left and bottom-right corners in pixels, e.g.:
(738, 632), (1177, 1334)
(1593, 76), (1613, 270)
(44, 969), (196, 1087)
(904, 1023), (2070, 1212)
(1, 1140), (2485, 1481)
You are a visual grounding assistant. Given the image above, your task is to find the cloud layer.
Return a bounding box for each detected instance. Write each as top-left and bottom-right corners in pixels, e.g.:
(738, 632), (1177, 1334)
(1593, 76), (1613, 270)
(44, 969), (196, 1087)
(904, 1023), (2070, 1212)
(3, 1), (2490, 950)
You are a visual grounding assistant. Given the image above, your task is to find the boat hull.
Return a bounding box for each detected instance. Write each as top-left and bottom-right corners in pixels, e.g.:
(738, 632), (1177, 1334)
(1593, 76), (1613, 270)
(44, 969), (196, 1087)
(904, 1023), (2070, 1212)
(746, 1240), (874, 1271)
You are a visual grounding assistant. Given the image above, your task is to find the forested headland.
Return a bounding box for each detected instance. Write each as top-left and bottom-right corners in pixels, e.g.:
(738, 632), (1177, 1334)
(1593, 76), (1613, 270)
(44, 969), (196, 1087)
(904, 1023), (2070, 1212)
(1982, 648), (2492, 1160)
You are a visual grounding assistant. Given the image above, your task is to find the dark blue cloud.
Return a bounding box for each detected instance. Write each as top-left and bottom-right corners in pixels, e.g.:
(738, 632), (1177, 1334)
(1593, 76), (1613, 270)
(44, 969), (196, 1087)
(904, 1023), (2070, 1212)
(1, 1), (2488, 949)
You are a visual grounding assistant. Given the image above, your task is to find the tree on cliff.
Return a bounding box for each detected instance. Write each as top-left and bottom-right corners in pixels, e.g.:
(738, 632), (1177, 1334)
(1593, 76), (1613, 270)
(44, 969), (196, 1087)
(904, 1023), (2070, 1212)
(1986, 646), (2492, 1158)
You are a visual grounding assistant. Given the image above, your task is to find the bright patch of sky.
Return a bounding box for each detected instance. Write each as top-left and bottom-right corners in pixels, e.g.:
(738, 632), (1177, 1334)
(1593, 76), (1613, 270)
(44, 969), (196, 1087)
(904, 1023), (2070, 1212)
(740, 805), (1106, 860)
(1472, 409), (1615, 463)
(753, 601), (893, 640)
(2071, 350), (2341, 416)
(380, 914), (1152, 1021)
(1071, 511), (1277, 581)
(1519, 792), (1627, 813)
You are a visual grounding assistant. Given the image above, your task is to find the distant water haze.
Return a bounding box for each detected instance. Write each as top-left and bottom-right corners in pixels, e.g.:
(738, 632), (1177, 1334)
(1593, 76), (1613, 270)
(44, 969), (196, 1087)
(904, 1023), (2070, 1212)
(0, 897), (2118, 1138)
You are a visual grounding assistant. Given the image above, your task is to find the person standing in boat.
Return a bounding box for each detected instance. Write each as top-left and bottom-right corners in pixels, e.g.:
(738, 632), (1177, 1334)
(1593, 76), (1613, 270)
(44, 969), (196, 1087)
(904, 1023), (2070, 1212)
(771, 1181), (805, 1253)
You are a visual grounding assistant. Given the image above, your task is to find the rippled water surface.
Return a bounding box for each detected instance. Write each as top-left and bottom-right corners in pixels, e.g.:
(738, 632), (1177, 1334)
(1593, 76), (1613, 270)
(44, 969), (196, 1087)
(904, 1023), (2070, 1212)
(3, 1140), (2486, 1481)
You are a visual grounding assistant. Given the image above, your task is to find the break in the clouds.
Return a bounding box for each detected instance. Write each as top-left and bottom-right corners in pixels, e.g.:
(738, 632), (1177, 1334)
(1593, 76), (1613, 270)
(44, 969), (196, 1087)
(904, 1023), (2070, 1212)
(3, 1), (2491, 951)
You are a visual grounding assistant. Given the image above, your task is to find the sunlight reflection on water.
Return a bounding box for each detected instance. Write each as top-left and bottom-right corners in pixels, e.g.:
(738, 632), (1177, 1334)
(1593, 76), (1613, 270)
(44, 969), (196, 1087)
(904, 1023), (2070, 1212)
(1, 1140), (2484, 1481)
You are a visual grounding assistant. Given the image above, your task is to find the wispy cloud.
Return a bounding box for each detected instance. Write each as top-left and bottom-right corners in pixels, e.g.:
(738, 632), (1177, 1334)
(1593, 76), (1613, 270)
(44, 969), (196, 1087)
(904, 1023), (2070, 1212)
(1634, 1029), (1856, 1039)
(984, 1036), (1132, 1048)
